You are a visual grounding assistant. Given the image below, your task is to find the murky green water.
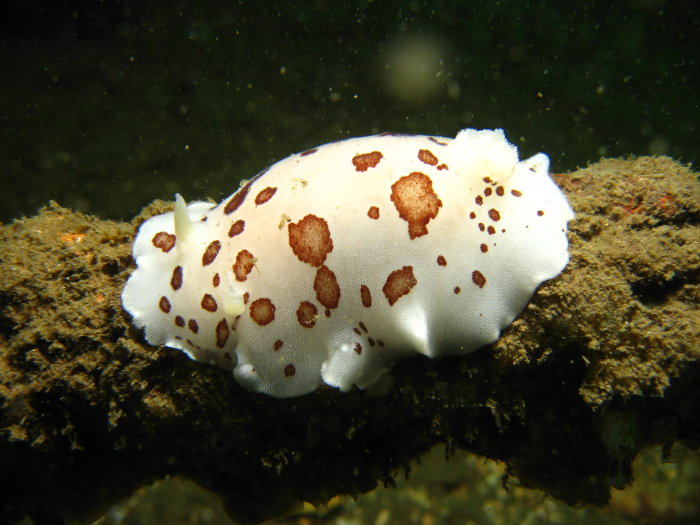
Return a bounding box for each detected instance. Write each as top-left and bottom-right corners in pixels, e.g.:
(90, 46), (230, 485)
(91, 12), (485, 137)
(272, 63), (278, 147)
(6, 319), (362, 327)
(1, 1), (697, 223)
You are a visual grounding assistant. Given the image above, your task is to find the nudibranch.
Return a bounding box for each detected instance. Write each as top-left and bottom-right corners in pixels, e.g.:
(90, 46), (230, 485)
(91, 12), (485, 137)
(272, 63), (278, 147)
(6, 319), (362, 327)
(122, 129), (574, 398)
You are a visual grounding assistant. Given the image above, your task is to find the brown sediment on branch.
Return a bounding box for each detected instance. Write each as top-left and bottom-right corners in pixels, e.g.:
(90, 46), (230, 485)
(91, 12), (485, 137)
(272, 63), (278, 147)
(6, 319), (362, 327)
(0, 157), (698, 524)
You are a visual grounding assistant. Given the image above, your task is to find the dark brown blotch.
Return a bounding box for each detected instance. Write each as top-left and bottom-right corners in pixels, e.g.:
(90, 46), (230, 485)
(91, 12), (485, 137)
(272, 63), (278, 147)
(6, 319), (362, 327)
(390, 172), (442, 239)
(216, 319), (229, 348)
(228, 219), (245, 238)
(201, 293), (217, 312)
(352, 151), (383, 172)
(288, 214), (333, 267)
(202, 240), (221, 266)
(255, 187), (277, 205)
(152, 232), (176, 253)
(170, 266), (183, 291)
(250, 298), (276, 326)
(296, 301), (318, 328)
(159, 296), (171, 313)
(360, 285), (372, 308)
(383, 266), (417, 306)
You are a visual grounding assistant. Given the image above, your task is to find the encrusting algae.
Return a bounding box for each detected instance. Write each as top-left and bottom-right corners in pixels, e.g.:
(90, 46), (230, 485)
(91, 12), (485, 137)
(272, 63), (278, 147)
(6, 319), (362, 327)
(493, 156), (698, 405)
(0, 156), (698, 524)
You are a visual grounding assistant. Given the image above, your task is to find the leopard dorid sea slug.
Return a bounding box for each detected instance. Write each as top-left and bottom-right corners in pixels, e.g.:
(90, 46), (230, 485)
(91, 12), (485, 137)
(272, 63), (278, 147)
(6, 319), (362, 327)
(122, 128), (574, 398)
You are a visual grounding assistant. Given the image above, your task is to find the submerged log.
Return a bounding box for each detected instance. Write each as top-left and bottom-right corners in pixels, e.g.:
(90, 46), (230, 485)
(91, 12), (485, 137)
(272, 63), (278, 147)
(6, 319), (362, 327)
(0, 156), (698, 524)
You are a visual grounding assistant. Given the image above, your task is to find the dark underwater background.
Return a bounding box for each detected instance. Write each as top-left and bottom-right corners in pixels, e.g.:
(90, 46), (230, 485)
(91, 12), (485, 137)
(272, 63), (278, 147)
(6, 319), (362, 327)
(0, 0), (698, 223)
